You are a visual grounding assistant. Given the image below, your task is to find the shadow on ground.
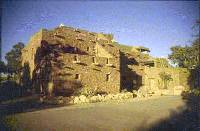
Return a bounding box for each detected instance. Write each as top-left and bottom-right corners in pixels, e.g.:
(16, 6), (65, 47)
(0, 81), (28, 102)
(137, 94), (200, 131)
(0, 96), (69, 130)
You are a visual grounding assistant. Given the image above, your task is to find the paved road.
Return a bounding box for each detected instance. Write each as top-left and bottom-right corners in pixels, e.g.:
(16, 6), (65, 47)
(4, 96), (186, 131)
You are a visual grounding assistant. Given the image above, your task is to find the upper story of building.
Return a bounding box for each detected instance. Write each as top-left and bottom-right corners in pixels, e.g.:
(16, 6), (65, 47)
(21, 25), (121, 78)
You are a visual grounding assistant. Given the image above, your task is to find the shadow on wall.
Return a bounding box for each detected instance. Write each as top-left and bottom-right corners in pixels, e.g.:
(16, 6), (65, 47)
(32, 40), (54, 95)
(120, 52), (142, 92)
(32, 40), (83, 96)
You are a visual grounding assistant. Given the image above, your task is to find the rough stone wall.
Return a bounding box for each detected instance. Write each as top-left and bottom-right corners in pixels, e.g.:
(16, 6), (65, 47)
(21, 26), (120, 94)
(143, 67), (190, 94)
(21, 29), (43, 78)
(21, 25), (190, 96)
(120, 52), (144, 91)
(53, 54), (120, 93)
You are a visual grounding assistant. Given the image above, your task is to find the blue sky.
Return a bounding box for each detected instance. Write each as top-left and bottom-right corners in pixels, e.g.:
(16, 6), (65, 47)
(1, 1), (199, 61)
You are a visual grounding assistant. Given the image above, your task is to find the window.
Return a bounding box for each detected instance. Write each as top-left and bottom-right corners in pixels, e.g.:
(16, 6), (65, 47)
(106, 74), (110, 81)
(75, 74), (80, 79)
(106, 58), (109, 64)
(87, 47), (90, 51)
(92, 57), (96, 63)
(74, 55), (78, 61)
(73, 55), (81, 64)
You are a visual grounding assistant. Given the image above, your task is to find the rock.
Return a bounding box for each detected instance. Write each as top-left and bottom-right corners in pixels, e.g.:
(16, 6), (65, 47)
(85, 98), (90, 103)
(73, 97), (80, 104)
(106, 94), (114, 100)
(57, 99), (64, 104)
(97, 94), (103, 101)
(89, 96), (99, 103)
(57, 96), (64, 104)
(79, 95), (87, 103)
(138, 86), (148, 97)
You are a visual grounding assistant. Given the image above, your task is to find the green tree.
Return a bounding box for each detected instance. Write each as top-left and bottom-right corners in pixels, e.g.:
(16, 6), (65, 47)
(0, 60), (7, 73)
(5, 42), (25, 75)
(0, 60), (7, 82)
(168, 39), (199, 69)
(159, 72), (173, 89)
(169, 19), (200, 69)
(21, 62), (32, 89)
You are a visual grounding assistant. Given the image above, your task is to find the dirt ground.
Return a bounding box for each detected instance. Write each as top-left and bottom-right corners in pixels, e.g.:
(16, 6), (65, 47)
(1, 96), (189, 131)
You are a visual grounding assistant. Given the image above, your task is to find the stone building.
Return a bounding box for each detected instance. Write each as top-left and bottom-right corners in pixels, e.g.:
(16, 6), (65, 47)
(21, 25), (120, 95)
(118, 45), (191, 95)
(21, 25), (190, 96)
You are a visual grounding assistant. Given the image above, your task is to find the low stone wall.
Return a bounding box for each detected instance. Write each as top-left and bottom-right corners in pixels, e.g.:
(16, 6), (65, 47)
(72, 92), (136, 104)
(42, 86), (186, 105)
(43, 92), (137, 105)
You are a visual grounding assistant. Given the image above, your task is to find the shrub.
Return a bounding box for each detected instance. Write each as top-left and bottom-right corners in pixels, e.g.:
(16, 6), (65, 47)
(192, 88), (200, 96)
(181, 88), (200, 98)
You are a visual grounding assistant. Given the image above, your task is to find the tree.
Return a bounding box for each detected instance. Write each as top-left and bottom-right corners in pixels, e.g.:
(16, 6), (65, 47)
(0, 60), (7, 82)
(168, 38), (199, 69)
(0, 60), (7, 73)
(159, 72), (173, 89)
(5, 42), (25, 74)
(21, 62), (32, 89)
(169, 19), (200, 69)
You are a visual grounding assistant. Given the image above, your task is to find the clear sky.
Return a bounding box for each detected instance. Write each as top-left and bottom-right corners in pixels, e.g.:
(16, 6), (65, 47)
(1, 1), (199, 61)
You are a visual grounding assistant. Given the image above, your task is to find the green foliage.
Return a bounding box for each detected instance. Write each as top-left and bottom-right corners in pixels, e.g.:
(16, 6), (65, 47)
(21, 62), (32, 89)
(182, 88), (200, 98)
(159, 72), (173, 89)
(0, 61), (8, 82)
(3, 116), (19, 130)
(168, 39), (199, 69)
(159, 72), (173, 81)
(0, 60), (7, 73)
(5, 42), (25, 74)
(192, 88), (200, 96)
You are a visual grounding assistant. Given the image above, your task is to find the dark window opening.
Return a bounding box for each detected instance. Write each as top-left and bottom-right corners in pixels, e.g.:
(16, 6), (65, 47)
(74, 55), (78, 61)
(87, 47), (90, 51)
(92, 57), (96, 63)
(106, 58), (109, 64)
(106, 74), (110, 81)
(122, 76), (126, 81)
(75, 74), (80, 79)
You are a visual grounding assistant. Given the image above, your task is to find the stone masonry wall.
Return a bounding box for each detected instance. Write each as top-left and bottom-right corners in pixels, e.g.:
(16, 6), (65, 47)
(21, 26), (120, 94)
(143, 67), (190, 95)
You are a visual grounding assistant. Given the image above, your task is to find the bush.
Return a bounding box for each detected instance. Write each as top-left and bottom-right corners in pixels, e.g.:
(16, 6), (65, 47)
(192, 88), (200, 96)
(181, 88), (200, 98)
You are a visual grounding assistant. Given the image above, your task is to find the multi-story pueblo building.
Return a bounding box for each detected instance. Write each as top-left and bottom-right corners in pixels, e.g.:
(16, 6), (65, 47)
(21, 25), (190, 96)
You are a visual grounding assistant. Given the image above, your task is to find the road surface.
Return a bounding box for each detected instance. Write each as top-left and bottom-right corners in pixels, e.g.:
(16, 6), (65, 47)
(3, 96), (187, 131)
